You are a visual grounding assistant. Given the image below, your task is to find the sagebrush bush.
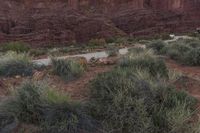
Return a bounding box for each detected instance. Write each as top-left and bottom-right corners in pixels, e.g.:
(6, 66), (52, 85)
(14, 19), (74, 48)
(89, 67), (198, 133)
(0, 81), (97, 133)
(1, 41), (30, 53)
(183, 48), (200, 66)
(0, 52), (33, 76)
(119, 50), (168, 78)
(89, 68), (154, 133)
(152, 84), (197, 133)
(51, 58), (85, 81)
(88, 38), (106, 47)
(156, 38), (200, 66)
(147, 40), (166, 54)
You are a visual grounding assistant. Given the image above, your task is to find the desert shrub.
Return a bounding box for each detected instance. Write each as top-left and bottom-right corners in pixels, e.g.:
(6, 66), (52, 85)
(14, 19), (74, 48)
(0, 81), (46, 123)
(88, 38), (106, 47)
(0, 52), (33, 76)
(30, 49), (47, 57)
(51, 58), (85, 81)
(89, 68), (154, 133)
(1, 41), (30, 53)
(119, 51), (168, 78)
(89, 67), (198, 133)
(0, 81), (97, 133)
(128, 47), (144, 54)
(182, 48), (200, 66)
(152, 84), (197, 133)
(147, 40), (166, 54)
(41, 104), (99, 133)
(188, 40), (200, 48)
(0, 113), (18, 133)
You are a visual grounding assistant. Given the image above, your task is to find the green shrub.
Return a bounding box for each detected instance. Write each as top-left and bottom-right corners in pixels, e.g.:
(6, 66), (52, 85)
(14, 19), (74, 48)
(41, 104), (98, 133)
(0, 113), (17, 133)
(152, 84), (197, 133)
(119, 51), (168, 78)
(0, 81), (46, 123)
(147, 40), (166, 54)
(51, 58), (85, 81)
(0, 81), (97, 133)
(183, 48), (200, 66)
(1, 41), (30, 53)
(188, 40), (200, 48)
(89, 67), (198, 133)
(88, 38), (106, 47)
(30, 49), (47, 57)
(128, 47), (145, 54)
(167, 49), (181, 60)
(0, 52), (33, 76)
(89, 68), (154, 133)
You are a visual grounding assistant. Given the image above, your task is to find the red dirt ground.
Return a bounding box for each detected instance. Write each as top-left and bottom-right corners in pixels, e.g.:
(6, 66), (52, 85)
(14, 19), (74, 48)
(166, 59), (200, 100)
(47, 64), (114, 100)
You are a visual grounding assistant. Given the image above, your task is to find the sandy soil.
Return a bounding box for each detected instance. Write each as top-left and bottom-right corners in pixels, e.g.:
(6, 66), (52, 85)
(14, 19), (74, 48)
(166, 59), (200, 100)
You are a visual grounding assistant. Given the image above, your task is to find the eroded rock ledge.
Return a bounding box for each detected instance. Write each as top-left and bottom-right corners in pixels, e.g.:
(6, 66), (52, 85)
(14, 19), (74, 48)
(0, 0), (200, 47)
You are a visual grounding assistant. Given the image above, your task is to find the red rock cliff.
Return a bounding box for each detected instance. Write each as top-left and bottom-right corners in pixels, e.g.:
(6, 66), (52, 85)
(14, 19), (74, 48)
(0, 0), (200, 47)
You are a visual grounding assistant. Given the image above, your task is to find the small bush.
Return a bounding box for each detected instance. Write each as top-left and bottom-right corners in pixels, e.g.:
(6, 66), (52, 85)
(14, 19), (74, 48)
(119, 51), (168, 78)
(51, 58), (85, 81)
(0, 81), (46, 123)
(89, 68), (154, 133)
(0, 113), (17, 133)
(188, 40), (200, 48)
(30, 49), (47, 57)
(0, 81), (97, 133)
(88, 38), (106, 47)
(152, 84), (197, 133)
(1, 41), (30, 53)
(0, 52), (33, 76)
(147, 40), (166, 54)
(183, 48), (200, 66)
(128, 47), (145, 54)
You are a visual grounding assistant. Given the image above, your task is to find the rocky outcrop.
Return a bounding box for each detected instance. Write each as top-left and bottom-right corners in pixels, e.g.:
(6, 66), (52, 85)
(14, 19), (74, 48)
(0, 0), (200, 47)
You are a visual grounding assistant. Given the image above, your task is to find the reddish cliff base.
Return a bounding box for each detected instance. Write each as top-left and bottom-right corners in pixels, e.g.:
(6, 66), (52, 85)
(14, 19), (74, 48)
(0, 0), (200, 47)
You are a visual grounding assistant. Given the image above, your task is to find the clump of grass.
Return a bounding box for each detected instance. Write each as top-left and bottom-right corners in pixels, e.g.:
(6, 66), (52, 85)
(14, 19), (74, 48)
(0, 81), (98, 133)
(168, 69), (182, 82)
(0, 51), (33, 76)
(30, 49), (47, 57)
(183, 48), (200, 66)
(88, 38), (106, 47)
(89, 67), (198, 133)
(51, 58), (85, 81)
(119, 50), (168, 78)
(89, 68), (154, 133)
(1, 41), (30, 53)
(128, 47), (145, 54)
(151, 38), (200, 66)
(152, 84), (197, 133)
(147, 40), (166, 54)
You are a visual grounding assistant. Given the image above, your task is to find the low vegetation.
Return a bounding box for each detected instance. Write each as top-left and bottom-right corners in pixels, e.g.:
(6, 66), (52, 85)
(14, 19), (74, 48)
(0, 52), (34, 76)
(106, 44), (119, 57)
(0, 81), (98, 133)
(1, 41), (30, 53)
(119, 50), (168, 78)
(51, 58), (85, 81)
(148, 39), (200, 66)
(0, 37), (200, 133)
(89, 50), (199, 133)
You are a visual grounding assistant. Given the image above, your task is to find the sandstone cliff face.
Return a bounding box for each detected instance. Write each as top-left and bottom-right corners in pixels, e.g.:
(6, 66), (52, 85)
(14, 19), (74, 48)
(0, 0), (200, 47)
